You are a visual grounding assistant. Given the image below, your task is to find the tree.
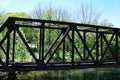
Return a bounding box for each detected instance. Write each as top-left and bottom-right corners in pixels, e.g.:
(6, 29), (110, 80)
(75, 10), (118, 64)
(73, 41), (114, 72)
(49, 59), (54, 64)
(32, 3), (44, 19)
(76, 2), (113, 26)
(55, 8), (72, 22)
(77, 3), (101, 24)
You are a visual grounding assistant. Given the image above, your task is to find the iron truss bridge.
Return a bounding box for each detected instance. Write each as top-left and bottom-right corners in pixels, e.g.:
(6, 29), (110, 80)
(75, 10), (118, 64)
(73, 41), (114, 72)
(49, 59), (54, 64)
(0, 17), (120, 71)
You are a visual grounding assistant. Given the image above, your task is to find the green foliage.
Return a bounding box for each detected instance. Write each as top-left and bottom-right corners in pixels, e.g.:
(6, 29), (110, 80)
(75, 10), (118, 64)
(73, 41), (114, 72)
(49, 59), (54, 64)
(0, 12), (31, 25)
(2, 12), (31, 18)
(14, 35), (29, 62)
(0, 4), (117, 63)
(42, 8), (56, 20)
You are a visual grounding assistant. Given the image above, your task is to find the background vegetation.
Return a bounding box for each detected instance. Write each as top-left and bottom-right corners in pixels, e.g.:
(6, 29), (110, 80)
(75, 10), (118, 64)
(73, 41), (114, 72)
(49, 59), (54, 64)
(0, 3), (118, 62)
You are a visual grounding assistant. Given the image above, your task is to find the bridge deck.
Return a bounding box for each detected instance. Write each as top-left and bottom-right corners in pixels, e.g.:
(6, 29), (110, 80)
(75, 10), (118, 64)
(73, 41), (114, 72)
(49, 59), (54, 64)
(0, 61), (118, 71)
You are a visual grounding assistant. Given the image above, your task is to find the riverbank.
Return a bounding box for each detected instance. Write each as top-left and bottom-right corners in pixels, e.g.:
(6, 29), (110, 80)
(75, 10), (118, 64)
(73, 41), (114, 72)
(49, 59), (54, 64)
(0, 72), (8, 79)
(0, 71), (17, 80)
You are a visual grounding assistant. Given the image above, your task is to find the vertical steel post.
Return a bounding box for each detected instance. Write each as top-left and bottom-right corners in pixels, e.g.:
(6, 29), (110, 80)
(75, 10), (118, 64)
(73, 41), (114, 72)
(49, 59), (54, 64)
(83, 31), (86, 60)
(12, 29), (16, 62)
(63, 31), (65, 62)
(115, 29), (119, 64)
(41, 23), (45, 62)
(100, 32), (103, 63)
(96, 28), (99, 65)
(39, 27), (42, 60)
(72, 27), (74, 66)
(6, 26), (10, 67)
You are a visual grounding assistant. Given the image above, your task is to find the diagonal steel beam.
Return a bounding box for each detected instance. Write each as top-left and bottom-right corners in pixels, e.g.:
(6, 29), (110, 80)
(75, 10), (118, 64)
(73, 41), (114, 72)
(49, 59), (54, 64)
(0, 18), (10, 33)
(43, 31), (63, 60)
(46, 27), (70, 64)
(100, 33), (115, 61)
(13, 25), (39, 65)
(76, 29), (96, 63)
(0, 30), (12, 47)
(86, 34), (101, 60)
(102, 33), (116, 60)
(67, 35), (83, 60)
(0, 45), (7, 56)
(0, 25), (13, 67)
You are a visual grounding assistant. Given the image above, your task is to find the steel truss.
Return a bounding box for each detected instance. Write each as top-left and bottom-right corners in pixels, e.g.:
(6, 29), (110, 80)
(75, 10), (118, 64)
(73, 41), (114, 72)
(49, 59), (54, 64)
(0, 17), (120, 71)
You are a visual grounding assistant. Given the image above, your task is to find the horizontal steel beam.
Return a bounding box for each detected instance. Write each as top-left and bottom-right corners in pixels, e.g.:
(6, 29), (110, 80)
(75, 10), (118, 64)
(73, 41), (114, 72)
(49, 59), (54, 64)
(8, 17), (120, 30)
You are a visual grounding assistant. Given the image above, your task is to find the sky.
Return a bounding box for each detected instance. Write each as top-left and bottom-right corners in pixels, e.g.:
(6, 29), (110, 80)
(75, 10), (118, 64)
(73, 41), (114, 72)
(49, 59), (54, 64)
(0, 0), (120, 28)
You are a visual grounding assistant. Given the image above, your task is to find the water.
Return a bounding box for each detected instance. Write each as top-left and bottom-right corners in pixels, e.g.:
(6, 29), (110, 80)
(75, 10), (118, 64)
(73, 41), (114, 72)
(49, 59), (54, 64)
(3, 67), (120, 80)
